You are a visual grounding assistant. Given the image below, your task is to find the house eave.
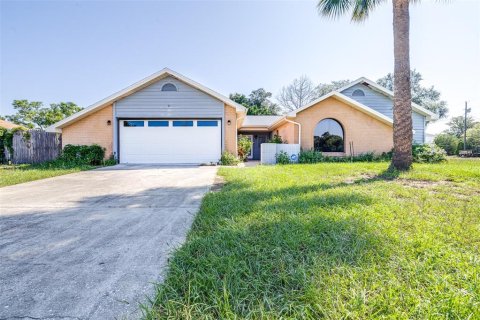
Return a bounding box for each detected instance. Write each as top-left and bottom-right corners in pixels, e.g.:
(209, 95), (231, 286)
(47, 68), (247, 131)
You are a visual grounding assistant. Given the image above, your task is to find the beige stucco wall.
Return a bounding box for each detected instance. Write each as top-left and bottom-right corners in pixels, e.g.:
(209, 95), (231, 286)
(274, 122), (299, 144)
(62, 105), (113, 158)
(294, 97), (393, 154)
(224, 104), (238, 154)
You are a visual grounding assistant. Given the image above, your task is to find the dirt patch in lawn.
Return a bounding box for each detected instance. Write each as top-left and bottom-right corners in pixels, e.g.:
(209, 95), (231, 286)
(398, 179), (452, 188)
(397, 179), (480, 199)
(210, 175), (225, 192)
(343, 173), (377, 184)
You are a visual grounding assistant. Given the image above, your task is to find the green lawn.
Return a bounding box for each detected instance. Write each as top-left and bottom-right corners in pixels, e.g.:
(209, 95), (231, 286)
(0, 162), (97, 187)
(144, 159), (480, 319)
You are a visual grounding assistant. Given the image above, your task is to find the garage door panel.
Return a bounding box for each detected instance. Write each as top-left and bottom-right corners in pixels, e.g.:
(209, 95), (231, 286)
(120, 119), (221, 164)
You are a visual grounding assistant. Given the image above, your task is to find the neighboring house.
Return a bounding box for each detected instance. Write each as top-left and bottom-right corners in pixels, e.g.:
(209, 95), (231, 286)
(0, 119), (23, 130)
(47, 69), (437, 164)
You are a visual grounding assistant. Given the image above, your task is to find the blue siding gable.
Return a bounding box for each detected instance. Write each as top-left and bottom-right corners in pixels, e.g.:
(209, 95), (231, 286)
(341, 83), (425, 143)
(115, 76), (224, 118)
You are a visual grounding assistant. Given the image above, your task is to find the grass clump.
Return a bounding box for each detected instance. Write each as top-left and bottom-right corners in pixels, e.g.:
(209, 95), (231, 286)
(219, 151), (240, 166)
(1, 144), (117, 187)
(0, 160), (94, 187)
(143, 159), (480, 319)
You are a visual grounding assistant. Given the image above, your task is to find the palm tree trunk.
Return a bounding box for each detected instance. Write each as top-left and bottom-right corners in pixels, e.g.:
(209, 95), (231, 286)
(392, 0), (413, 170)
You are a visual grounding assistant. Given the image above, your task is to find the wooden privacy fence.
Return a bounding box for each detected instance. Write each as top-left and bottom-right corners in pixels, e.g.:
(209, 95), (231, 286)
(5, 130), (62, 164)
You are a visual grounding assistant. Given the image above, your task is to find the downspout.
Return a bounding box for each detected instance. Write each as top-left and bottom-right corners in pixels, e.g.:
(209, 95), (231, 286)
(284, 119), (302, 146)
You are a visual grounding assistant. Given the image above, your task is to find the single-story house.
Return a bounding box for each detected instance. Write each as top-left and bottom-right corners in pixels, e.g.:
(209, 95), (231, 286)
(47, 68), (437, 164)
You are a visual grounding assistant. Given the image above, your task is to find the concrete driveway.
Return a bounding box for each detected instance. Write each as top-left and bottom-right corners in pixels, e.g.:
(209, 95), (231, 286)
(0, 164), (218, 320)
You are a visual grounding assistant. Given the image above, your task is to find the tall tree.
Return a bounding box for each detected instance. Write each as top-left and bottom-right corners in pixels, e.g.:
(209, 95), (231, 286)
(377, 70), (448, 119)
(446, 115), (477, 138)
(316, 80), (351, 96)
(39, 102), (83, 128)
(6, 100), (44, 129)
(318, 0), (417, 170)
(230, 89), (280, 115)
(277, 75), (319, 111)
(6, 100), (82, 129)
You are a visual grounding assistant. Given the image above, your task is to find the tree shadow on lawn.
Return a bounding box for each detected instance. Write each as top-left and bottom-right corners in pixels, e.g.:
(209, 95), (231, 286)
(148, 177), (396, 319)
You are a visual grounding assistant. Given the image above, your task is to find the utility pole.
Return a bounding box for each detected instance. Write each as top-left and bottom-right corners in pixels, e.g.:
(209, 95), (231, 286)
(464, 101), (471, 151)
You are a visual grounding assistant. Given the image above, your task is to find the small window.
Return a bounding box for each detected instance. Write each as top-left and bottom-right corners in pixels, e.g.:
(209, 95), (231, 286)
(352, 89), (365, 97)
(197, 120), (218, 127)
(161, 83), (177, 92)
(173, 120), (193, 127)
(148, 120), (169, 127)
(123, 120), (144, 127)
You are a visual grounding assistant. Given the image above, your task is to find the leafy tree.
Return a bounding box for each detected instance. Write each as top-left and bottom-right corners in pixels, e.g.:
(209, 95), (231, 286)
(230, 89), (280, 115)
(237, 135), (253, 161)
(6, 100), (44, 129)
(316, 80), (351, 96)
(5, 100), (82, 129)
(446, 115), (477, 138)
(434, 133), (459, 155)
(38, 102), (83, 128)
(317, 0), (428, 170)
(377, 70), (448, 119)
(466, 123), (480, 150)
(277, 76), (319, 112)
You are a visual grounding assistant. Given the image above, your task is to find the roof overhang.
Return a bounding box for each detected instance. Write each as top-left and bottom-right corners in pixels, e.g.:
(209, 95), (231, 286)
(336, 77), (438, 121)
(47, 68), (247, 132)
(288, 92), (394, 126)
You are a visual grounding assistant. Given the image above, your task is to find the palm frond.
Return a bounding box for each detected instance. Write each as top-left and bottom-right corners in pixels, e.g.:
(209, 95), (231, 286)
(317, 0), (354, 19)
(351, 0), (386, 22)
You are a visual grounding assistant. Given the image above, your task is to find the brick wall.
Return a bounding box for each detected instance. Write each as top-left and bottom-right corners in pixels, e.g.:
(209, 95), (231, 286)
(224, 104), (237, 154)
(274, 122), (299, 144)
(62, 105), (113, 158)
(294, 97), (393, 154)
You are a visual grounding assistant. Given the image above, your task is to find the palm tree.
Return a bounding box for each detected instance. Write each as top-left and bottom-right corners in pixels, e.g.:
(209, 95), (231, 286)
(318, 0), (413, 170)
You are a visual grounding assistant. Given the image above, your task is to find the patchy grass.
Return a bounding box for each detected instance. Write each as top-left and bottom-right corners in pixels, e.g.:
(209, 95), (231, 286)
(0, 161), (97, 187)
(144, 159), (480, 319)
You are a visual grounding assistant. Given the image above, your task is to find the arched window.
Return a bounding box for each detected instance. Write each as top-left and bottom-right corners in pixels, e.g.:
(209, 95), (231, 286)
(314, 119), (344, 152)
(161, 83), (177, 92)
(352, 89), (365, 97)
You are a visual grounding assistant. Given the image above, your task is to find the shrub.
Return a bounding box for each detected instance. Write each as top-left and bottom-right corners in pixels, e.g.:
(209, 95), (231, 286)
(103, 155), (118, 166)
(298, 150), (323, 163)
(61, 144), (105, 165)
(275, 151), (291, 164)
(354, 152), (375, 162)
(268, 134), (285, 144)
(0, 126), (29, 163)
(434, 133), (459, 155)
(237, 135), (253, 161)
(220, 151), (240, 166)
(466, 123), (480, 150)
(412, 144), (447, 163)
(298, 150), (389, 164)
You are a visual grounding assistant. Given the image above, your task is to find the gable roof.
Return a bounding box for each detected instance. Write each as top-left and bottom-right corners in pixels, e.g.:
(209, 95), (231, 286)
(288, 91), (394, 126)
(47, 68), (247, 131)
(337, 77), (438, 120)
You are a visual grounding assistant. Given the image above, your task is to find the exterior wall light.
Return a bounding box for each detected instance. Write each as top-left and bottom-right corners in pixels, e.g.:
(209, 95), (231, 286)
(227, 120), (232, 125)
(107, 120), (112, 126)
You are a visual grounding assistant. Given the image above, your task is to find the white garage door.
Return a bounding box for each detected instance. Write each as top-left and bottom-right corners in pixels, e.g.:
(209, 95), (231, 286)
(119, 119), (221, 164)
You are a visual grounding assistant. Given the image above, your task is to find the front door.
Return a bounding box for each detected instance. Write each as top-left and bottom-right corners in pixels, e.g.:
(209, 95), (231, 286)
(252, 133), (268, 160)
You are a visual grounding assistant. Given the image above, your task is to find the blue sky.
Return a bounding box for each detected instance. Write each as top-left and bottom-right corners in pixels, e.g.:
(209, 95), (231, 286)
(1, 0), (479, 133)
